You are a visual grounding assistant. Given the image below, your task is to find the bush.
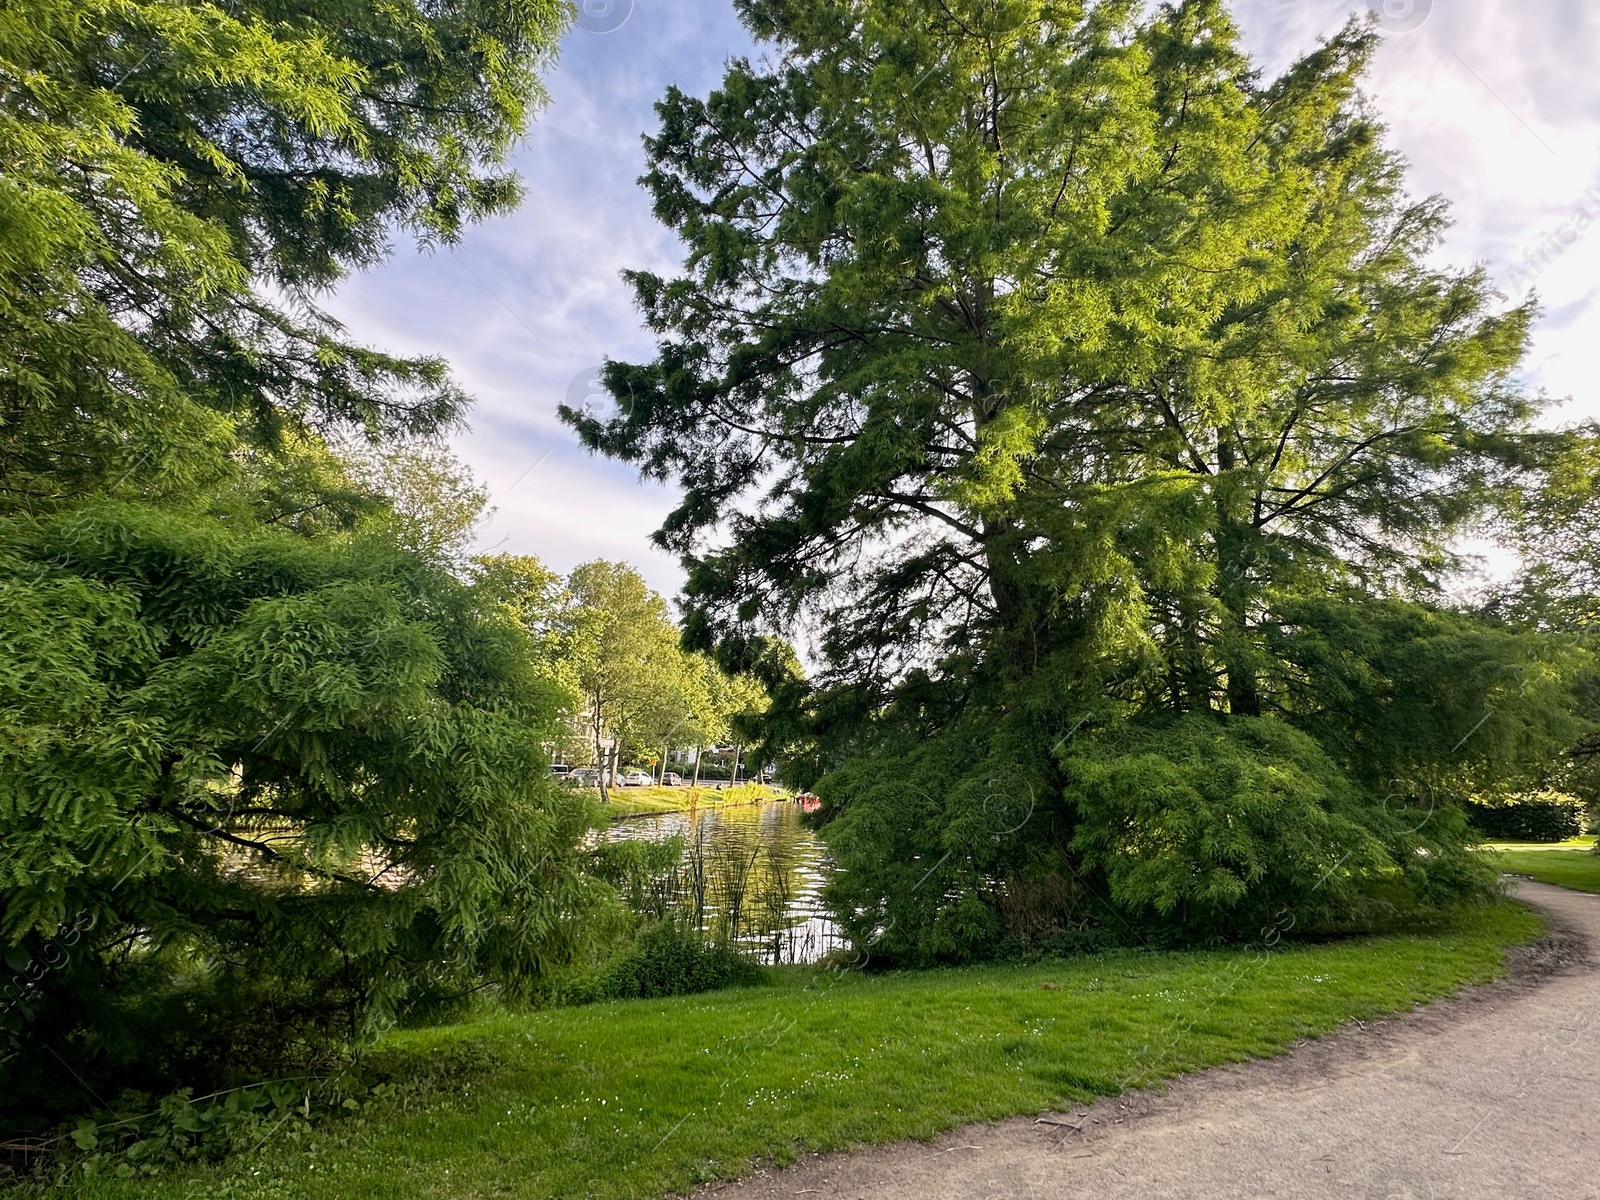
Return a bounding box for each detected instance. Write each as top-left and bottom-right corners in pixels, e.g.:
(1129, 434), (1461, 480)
(1467, 795), (1584, 843)
(1064, 716), (1492, 941)
(597, 924), (763, 1000)
(817, 712), (1497, 963)
(817, 718), (1077, 965)
(0, 505), (608, 1133)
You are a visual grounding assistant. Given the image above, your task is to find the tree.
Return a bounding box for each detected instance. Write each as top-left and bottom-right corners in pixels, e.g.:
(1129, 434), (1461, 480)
(703, 665), (772, 785)
(565, 562), (685, 799)
(628, 651), (716, 784)
(1493, 427), (1600, 630)
(568, 0), (1583, 955)
(1487, 430), (1600, 833)
(1, 0), (569, 512)
(470, 552), (591, 756)
(346, 441), (492, 564)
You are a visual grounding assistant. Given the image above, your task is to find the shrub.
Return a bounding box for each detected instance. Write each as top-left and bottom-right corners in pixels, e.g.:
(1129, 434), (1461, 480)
(0, 505), (608, 1133)
(817, 718), (1075, 965)
(597, 923), (763, 1000)
(817, 711), (1497, 963)
(1063, 716), (1493, 941)
(1467, 794), (1584, 843)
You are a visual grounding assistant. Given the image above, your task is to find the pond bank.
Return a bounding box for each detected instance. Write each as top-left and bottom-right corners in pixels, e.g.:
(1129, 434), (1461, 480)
(602, 783), (786, 820)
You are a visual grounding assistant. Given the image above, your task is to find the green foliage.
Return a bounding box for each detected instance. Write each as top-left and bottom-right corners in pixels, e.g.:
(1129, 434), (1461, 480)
(1063, 716), (1493, 940)
(597, 922), (763, 1001)
(716, 783), (775, 806)
(17, 1040), (514, 1185)
(571, 0), (1590, 951)
(0, 0), (583, 1138)
(566, 561), (684, 795)
(589, 836), (688, 923)
(465, 557), (779, 795)
(818, 715), (1075, 965)
(344, 442), (491, 563)
(1468, 797), (1584, 844)
(1489, 430), (1600, 799)
(579, 0), (1547, 721)
(0, 502), (608, 1129)
(468, 553), (587, 709)
(1263, 597), (1593, 802)
(1493, 424), (1600, 630)
(561, 562), (771, 793)
(1, 0), (570, 509)
(36, 1073), (386, 1183)
(820, 710), (1497, 962)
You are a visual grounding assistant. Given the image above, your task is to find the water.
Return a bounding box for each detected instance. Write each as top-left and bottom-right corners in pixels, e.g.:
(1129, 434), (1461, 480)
(602, 800), (847, 964)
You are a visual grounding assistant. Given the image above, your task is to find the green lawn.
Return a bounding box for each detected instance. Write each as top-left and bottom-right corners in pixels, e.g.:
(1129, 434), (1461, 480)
(1480, 836), (1595, 852)
(1493, 846), (1600, 893)
(36, 900), (1542, 1200)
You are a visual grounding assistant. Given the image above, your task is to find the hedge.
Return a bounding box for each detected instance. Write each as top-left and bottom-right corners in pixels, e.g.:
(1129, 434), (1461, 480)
(1467, 799), (1584, 843)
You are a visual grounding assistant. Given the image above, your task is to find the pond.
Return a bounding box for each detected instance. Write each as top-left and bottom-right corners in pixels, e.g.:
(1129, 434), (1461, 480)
(602, 800), (847, 964)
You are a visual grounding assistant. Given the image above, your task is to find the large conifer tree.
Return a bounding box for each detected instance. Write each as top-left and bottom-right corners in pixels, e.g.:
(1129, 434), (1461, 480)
(569, 0), (1589, 957)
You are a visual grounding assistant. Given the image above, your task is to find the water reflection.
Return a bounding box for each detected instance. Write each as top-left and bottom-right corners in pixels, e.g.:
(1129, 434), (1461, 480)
(602, 801), (846, 964)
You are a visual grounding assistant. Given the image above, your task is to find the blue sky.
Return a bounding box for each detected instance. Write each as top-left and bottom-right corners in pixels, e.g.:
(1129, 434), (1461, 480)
(324, 0), (1600, 602)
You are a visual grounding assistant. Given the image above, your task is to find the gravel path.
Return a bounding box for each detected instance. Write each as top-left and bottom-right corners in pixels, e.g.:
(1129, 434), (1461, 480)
(701, 880), (1598, 1200)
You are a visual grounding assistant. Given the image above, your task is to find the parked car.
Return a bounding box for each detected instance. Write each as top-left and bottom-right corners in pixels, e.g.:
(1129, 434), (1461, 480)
(547, 763), (571, 778)
(565, 768), (600, 787)
(619, 769), (653, 787)
(662, 772), (684, 786)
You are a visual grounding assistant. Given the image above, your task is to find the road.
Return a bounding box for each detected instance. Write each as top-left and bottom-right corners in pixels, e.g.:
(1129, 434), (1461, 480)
(702, 881), (1598, 1200)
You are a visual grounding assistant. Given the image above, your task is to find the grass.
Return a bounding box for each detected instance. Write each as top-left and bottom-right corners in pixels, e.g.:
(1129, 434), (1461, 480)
(1492, 846), (1600, 894)
(603, 784), (783, 819)
(35, 899), (1543, 1200)
(1479, 835), (1595, 853)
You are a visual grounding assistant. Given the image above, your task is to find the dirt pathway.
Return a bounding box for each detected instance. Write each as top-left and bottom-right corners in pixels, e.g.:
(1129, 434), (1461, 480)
(702, 881), (1598, 1200)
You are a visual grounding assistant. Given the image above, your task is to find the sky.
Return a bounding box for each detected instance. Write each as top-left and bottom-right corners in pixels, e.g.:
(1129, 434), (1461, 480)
(323, 0), (1600, 603)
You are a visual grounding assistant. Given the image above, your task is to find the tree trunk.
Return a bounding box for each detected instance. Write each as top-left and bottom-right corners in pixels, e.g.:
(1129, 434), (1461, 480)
(691, 745), (702, 787)
(974, 364), (1043, 673)
(1213, 437), (1262, 718)
(980, 514), (1036, 670)
(659, 744), (670, 785)
(730, 744), (743, 787)
(1174, 597), (1215, 713)
(1223, 634), (1262, 717)
(590, 689), (610, 803)
(1213, 539), (1261, 717)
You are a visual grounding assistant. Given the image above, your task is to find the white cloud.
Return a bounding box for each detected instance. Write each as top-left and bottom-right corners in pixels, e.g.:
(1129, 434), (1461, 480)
(324, 0), (1600, 603)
